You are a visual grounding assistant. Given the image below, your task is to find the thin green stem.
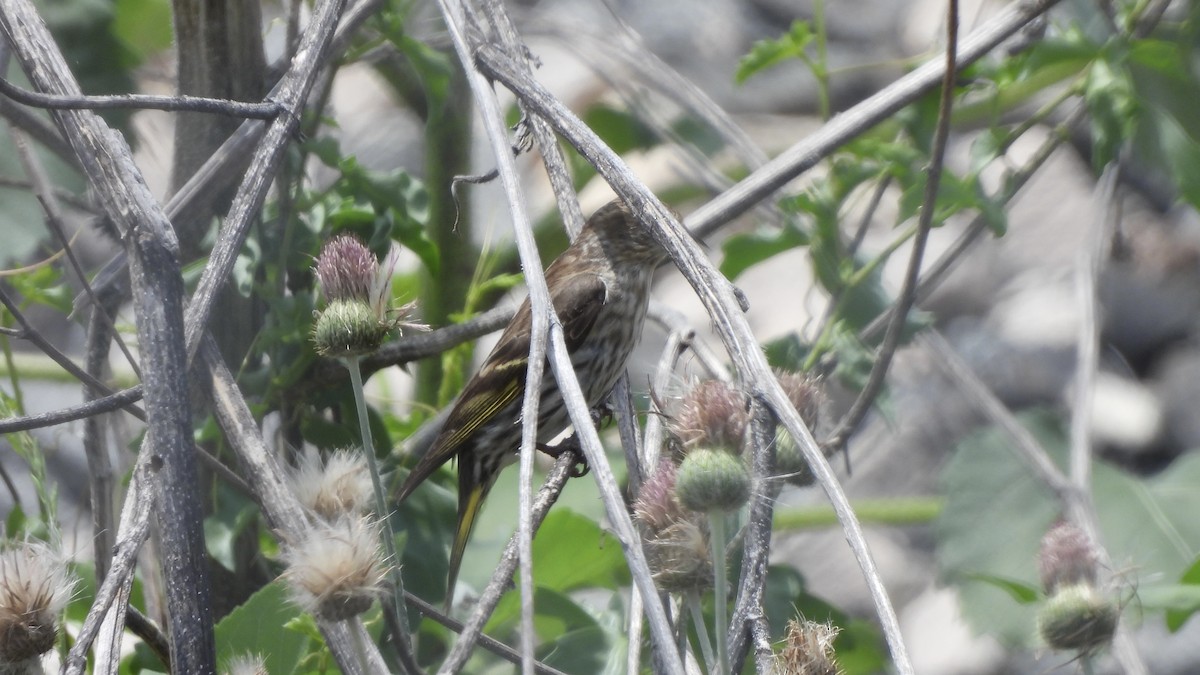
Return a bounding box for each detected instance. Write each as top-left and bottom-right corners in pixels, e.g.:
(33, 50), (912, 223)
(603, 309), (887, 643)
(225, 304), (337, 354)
(1, 316), (24, 412)
(773, 497), (943, 530)
(812, 0), (830, 120)
(686, 590), (716, 674)
(708, 511), (730, 675)
(344, 357), (413, 640)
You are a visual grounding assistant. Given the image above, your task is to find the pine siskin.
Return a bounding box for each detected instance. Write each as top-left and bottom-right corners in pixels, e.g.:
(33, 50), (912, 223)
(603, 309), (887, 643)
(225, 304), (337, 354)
(396, 199), (668, 599)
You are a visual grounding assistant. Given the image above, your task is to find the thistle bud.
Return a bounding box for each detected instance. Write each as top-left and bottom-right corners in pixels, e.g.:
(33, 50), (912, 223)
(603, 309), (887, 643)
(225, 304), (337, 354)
(675, 448), (751, 513)
(284, 517), (389, 621)
(1038, 521), (1098, 595)
(0, 541), (74, 665)
(634, 461), (712, 592)
(1037, 584), (1118, 652)
(669, 380), (751, 453)
(311, 234), (423, 357)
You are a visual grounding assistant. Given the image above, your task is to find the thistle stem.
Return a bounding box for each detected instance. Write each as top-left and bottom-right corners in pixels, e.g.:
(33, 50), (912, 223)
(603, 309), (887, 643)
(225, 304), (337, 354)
(709, 511), (730, 675)
(344, 357), (414, 656)
(686, 590), (716, 674)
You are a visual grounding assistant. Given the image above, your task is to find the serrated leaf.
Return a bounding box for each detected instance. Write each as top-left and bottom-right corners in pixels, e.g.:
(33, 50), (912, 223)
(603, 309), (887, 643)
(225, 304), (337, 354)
(736, 20), (814, 84)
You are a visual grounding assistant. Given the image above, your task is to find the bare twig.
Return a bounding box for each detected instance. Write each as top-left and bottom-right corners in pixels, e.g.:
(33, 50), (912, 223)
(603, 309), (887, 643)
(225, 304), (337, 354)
(727, 398), (781, 671)
(680, 0), (1067, 240)
(0, 75), (282, 118)
(66, 459), (154, 674)
(433, 452), (578, 674)
(1067, 163), (1147, 674)
(824, 0), (959, 452)
(404, 593), (570, 675)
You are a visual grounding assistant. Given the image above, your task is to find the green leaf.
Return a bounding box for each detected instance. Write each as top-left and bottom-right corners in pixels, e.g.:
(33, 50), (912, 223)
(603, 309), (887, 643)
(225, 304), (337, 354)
(1165, 557), (1200, 631)
(719, 221), (809, 280)
(935, 411), (1063, 645)
(1084, 56), (1138, 171)
(584, 104), (658, 155)
(959, 572), (1041, 605)
(485, 509), (628, 632)
(536, 624), (617, 675)
(112, 0), (172, 59)
(764, 333), (811, 371)
(736, 20), (814, 84)
(215, 581), (309, 675)
(1141, 581), (1200, 631)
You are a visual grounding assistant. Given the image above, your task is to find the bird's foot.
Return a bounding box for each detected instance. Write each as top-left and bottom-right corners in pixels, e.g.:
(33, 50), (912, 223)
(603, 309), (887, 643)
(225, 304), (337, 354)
(537, 439), (590, 478)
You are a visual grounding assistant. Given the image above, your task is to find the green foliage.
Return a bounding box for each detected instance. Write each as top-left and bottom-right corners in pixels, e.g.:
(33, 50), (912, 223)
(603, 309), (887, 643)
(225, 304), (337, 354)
(735, 20), (816, 84)
(937, 410), (1200, 646)
(214, 581), (310, 675)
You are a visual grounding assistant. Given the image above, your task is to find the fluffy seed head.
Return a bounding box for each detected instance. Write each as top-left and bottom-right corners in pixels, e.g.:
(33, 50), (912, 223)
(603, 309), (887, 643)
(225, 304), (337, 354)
(669, 380), (750, 452)
(1038, 521), (1099, 595)
(289, 448), (374, 521)
(284, 517), (389, 621)
(223, 654), (268, 675)
(675, 448), (751, 513)
(0, 541), (74, 663)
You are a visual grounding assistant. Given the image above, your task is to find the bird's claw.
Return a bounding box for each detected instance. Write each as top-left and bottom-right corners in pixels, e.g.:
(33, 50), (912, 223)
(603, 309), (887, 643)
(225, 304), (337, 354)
(537, 439), (591, 478)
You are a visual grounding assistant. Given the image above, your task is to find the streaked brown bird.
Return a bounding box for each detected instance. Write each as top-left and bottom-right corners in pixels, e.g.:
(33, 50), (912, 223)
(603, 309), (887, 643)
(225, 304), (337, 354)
(396, 199), (669, 599)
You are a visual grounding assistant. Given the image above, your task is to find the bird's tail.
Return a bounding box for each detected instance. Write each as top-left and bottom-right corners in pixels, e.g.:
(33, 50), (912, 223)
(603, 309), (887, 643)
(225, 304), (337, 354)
(445, 474), (491, 609)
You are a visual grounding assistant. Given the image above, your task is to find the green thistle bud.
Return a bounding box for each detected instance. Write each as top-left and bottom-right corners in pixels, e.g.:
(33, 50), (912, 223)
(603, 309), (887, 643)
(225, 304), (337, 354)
(1037, 584), (1118, 653)
(312, 299), (389, 357)
(773, 430), (814, 487)
(311, 234), (424, 359)
(675, 448), (751, 513)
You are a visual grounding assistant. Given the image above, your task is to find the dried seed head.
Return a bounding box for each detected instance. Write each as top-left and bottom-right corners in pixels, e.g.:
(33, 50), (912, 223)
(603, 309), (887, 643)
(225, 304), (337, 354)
(0, 541), (74, 664)
(675, 448), (751, 514)
(1037, 584), (1118, 653)
(772, 619), (843, 675)
(289, 448), (374, 521)
(669, 380), (750, 452)
(644, 519), (712, 593)
(284, 517), (389, 622)
(1038, 521), (1099, 595)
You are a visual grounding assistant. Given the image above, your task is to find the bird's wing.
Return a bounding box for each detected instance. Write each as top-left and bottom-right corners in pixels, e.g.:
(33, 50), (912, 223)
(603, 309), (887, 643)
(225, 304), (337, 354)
(552, 272), (608, 351)
(396, 275), (608, 501)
